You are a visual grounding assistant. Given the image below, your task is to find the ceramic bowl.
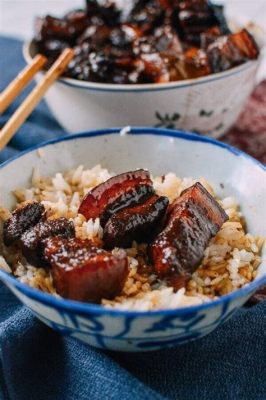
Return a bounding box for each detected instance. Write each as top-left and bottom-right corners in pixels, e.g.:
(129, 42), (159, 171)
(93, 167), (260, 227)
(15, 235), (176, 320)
(0, 128), (265, 352)
(23, 41), (262, 138)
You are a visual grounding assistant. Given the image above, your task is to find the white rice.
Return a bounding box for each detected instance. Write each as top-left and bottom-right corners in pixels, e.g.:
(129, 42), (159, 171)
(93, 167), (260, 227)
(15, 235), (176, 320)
(0, 165), (264, 311)
(119, 126), (131, 136)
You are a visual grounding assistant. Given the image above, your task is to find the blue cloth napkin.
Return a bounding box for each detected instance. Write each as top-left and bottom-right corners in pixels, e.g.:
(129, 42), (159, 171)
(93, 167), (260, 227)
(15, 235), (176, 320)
(0, 36), (266, 400)
(0, 37), (64, 163)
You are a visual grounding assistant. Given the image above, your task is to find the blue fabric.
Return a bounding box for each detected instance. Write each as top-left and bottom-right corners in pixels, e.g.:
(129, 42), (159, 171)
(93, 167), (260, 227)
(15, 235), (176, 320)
(0, 36), (266, 400)
(0, 37), (64, 163)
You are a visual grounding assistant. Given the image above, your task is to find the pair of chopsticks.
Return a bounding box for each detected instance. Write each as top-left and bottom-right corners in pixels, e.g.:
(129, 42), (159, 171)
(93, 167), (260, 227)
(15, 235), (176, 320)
(0, 48), (74, 151)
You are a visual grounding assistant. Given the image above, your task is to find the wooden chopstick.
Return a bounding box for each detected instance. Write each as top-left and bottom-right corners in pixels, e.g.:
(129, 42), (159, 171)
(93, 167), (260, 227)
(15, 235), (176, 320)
(0, 54), (47, 114)
(0, 48), (74, 151)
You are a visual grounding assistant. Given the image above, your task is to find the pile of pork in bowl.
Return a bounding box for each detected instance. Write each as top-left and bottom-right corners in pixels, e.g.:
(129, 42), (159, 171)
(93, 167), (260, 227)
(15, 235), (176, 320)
(23, 0), (263, 136)
(0, 127), (265, 351)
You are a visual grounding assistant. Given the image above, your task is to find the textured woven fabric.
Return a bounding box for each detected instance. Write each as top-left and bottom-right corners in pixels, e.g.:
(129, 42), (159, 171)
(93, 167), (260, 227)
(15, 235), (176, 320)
(0, 36), (266, 400)
(222, 80), (266, 164)
(0, 37), (64, 164)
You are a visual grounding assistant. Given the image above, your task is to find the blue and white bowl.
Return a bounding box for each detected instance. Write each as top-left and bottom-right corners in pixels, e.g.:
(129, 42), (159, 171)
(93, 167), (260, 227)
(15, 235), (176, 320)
(23, 41), (263, 137)
(0, 128), (265, 351)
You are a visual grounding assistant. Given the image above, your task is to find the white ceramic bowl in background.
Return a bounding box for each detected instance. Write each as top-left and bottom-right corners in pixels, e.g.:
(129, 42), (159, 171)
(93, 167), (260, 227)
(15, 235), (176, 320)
(0, 128), (265, 352)
(23, 41), (262, 138)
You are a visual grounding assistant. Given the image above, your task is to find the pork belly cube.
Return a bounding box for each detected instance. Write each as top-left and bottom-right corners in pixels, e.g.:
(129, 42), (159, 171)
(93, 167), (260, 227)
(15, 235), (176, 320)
(103, 195), (169, 249)
(150, 182), (228, 282)
(3, 202), (46, 247)
(78, 169), (153, 222)
(20, 218), (75, 267)
(44, 237), (128, 303)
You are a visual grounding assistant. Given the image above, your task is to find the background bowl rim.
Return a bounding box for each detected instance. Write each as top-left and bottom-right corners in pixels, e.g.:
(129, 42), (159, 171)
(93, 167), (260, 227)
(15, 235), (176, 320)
(0, 127), (265, 317)
(23, 40), (260, 93)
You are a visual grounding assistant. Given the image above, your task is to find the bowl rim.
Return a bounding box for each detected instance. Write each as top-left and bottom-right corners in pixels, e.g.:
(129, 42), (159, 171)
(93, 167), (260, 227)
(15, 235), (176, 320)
(23, 40), (260, 93)
(0, 127), (265, 317)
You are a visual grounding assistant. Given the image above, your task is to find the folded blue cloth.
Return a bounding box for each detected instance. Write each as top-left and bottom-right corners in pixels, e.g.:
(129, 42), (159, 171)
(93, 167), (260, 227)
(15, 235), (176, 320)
(0, 37), (64, 163)
(0, 37), (265, 400)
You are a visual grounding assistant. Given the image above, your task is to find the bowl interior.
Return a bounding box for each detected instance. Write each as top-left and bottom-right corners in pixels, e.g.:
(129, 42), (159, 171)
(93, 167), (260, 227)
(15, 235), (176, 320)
(0, 128), (265, 288)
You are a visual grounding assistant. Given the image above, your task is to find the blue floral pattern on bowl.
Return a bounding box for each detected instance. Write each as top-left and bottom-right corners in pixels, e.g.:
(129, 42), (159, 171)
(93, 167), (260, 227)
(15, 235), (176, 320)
(3, 282), (255, 351)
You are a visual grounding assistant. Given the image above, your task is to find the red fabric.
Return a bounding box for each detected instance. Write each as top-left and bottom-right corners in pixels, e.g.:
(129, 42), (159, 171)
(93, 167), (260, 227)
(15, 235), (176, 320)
(221, 80), (266, 164)
(223, 80), (266, 304)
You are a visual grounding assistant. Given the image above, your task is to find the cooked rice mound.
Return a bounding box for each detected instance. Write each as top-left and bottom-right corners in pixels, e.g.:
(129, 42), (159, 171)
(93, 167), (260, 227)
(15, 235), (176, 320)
(0, 165), (264, 311)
